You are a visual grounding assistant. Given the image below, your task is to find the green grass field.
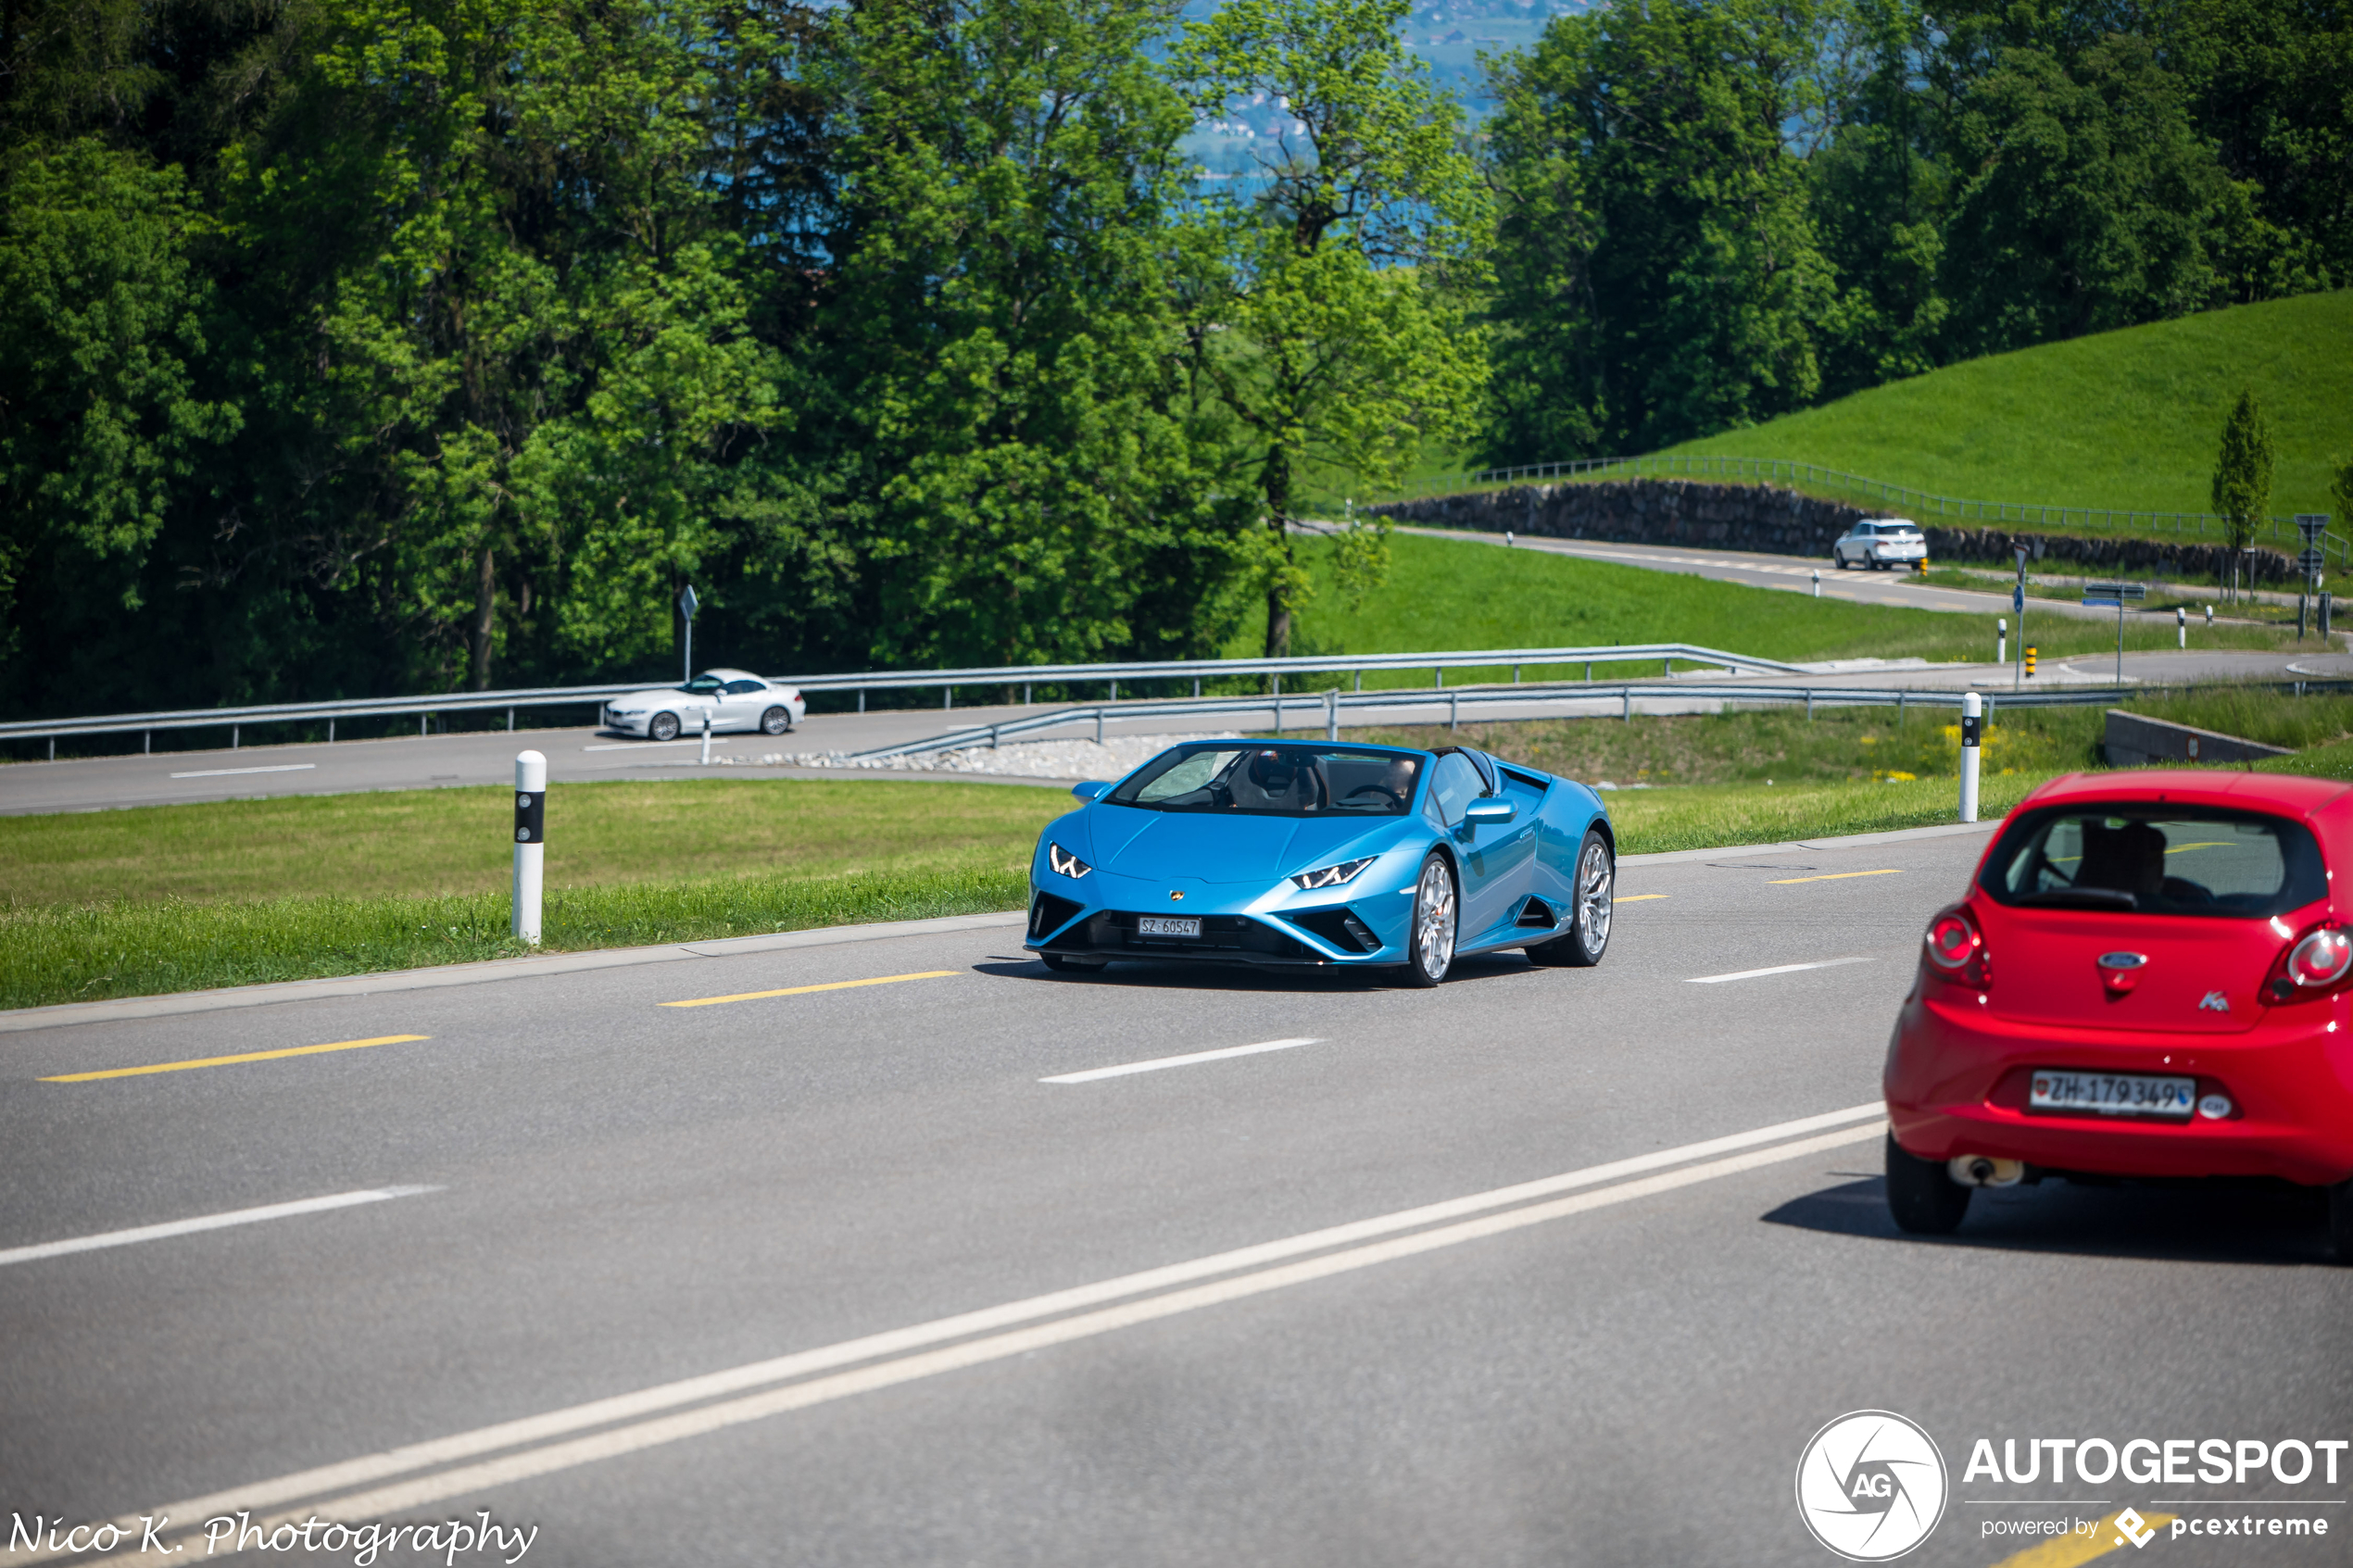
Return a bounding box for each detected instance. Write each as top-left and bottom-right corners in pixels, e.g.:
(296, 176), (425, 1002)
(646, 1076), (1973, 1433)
(0, 778), (1074, 1010)
(1239, 532), (2293, 677)
(1656, 292), (2353, 520)
(0, 778), (1072, 907)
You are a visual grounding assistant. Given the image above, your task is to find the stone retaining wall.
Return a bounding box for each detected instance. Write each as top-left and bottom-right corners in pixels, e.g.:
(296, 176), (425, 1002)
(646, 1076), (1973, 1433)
(1371, 480), (2297, 585)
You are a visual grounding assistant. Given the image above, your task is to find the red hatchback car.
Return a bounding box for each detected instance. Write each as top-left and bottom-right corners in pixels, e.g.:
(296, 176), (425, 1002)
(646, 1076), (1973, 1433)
(1884, 770), (2353, 1259)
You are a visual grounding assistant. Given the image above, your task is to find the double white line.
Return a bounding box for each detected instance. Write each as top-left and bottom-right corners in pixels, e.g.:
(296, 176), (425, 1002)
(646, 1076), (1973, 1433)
(21, 1102), (1887, 1564)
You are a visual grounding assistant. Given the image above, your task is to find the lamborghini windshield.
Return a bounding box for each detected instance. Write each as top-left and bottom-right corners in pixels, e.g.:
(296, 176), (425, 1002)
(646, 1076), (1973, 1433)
(1107, 744), (1422, 817)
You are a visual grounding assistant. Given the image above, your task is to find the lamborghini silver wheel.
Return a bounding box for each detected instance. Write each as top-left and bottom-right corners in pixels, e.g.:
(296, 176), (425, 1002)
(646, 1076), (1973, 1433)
(1406, 853), (1456, 986)
(1566, 831), (1614, 965)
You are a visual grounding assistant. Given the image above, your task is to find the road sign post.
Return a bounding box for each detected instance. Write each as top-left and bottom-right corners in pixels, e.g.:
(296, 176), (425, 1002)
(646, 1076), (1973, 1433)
(2296, 516), (2328, 639)
(2082, 582), (2146, 684)
(2013, 548), (2029, 690)
(678, 583), (699, 682)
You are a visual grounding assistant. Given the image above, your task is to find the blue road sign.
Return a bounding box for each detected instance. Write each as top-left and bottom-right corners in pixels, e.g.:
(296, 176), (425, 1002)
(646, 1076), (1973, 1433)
(2012, 584), (2024, 612)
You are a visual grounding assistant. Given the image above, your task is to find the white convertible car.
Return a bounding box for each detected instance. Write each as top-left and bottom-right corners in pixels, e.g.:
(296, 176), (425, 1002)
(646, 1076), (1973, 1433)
(601, 669), (806, 741)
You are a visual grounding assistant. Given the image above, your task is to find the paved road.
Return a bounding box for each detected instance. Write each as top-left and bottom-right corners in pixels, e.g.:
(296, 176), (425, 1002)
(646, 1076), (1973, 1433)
(3, 826), (2345, 1566)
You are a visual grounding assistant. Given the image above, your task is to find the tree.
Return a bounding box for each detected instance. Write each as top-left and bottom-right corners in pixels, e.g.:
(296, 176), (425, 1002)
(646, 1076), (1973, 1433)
(1173, 0), (1489, 658)
(805, 0), (1237, 671)
(1936, 36), (2237, 358)
(0, 139), (238, 693)
(2210, 386), (2274, 600)
(1480, 0), (1838, 464)
(211, 0), (786, 692)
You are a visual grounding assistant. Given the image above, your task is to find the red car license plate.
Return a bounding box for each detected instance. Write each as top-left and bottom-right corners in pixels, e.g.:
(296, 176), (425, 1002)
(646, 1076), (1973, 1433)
(2029, 1070), (2196, 1118)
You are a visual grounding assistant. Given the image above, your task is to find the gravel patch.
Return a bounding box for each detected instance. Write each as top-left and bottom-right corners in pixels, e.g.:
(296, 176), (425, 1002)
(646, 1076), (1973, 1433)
(706, 733), (1242, 781)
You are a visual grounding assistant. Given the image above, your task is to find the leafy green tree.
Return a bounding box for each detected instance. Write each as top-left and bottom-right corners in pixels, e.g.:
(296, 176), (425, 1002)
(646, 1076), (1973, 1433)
(213, 0), (785, 691)
(1481, 0), (1838, 464)
(1937, 36), (2240, 358)
(2210, 386), (2274, 600)
(806, 0), (1237, 671)
(0, 138), (238, 687)
(1173, 0), (1489, 658)
(2164, 0), (2351, 291)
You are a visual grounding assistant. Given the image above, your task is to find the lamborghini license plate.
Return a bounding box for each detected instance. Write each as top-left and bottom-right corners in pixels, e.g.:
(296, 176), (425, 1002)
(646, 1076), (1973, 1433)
(1137, 916), (1201, 938)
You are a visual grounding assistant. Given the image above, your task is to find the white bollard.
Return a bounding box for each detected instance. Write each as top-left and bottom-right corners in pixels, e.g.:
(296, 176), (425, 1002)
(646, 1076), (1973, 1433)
(1996, 618), (2007, 666)
(699, 709), (712, 765)
(2177, 606), (2186, 647)
(1958, 693), (1982, 824)
(513, 750), (546, 945)
(1812, 569), (1820, 598)
(1504, 529), (1514, 547)
(1325, 686), (1339, 742)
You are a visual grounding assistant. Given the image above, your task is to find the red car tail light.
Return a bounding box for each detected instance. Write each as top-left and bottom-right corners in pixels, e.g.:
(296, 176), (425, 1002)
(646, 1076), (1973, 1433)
(2267, 925), (2353, 1001)
(1922, 905), (1988, 987)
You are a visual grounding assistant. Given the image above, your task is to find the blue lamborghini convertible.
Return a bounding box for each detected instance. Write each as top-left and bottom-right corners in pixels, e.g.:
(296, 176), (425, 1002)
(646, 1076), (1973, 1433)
(1024, 741), (1616, 985)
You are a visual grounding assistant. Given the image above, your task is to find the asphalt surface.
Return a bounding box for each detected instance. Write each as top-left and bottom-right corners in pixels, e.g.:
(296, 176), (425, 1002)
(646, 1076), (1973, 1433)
(4, 825), (2347, 1566)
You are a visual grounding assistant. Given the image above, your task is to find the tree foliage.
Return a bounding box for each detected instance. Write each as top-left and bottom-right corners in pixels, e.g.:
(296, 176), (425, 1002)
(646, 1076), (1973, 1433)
(2211, 387), (2275, 568)
(1481, 0), (2347, 465)
(1173, 0), (1488, 656)
(0, 0), (2345, 714)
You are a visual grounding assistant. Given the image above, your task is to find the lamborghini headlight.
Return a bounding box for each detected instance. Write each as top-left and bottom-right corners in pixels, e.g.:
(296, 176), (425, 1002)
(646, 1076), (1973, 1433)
(1047, 843), (1092, 880)
(1290, 856), (1377, 891)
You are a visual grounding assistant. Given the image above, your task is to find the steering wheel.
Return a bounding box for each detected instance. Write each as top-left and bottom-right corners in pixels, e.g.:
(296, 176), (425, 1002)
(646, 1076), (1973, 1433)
(1343, 784), (1403, 808)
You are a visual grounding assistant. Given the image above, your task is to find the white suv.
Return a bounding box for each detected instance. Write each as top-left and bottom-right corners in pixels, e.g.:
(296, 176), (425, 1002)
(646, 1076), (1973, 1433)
(1832, 519), (1928, 571)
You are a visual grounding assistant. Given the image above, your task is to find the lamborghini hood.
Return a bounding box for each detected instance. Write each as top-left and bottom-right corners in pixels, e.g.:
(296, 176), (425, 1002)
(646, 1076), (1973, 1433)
(1085, 806), (1403, 884)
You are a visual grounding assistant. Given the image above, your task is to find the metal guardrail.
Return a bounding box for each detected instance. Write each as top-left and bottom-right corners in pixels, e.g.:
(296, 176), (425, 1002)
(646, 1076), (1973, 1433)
(1397, 453), (2353, 568)
(837, 676), (2311, 761)
(0, 643), (1802, 748)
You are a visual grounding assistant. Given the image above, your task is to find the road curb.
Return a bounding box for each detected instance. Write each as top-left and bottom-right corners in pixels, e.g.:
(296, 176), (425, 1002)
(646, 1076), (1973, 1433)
(0, 910), (1029, 1035)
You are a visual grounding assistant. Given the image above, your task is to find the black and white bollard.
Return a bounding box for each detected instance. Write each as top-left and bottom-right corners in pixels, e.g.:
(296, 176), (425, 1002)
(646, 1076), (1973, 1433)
(2177, 606), (2186, 647)
(1996, 618), (2007, 666)
(1812, 569), (1820, 598)
(1958, 693), (1982, 823)
(514, 750), (546, 945)
(699, 709), (712, 766)
(1325, 686), (1339, 742)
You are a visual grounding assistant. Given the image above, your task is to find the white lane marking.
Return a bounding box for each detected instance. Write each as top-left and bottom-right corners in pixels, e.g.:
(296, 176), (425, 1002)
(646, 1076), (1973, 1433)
(166, 763), (317, 779)
(0, 1186), (437, 1269)
(1041, 1037), (1320, 1084)
(1686, 954), (1882, 985)
(579, 738), (738, 751)
(35, 1103), (1884, 1565)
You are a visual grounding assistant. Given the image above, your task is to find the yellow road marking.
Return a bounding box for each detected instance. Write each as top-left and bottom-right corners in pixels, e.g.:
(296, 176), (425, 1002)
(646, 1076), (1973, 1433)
(1768, 869), (1904, 885)
(1617, 895), (1668, 902)
(660, 971), (959, 1009)
(1986, 1509), (2178, 1568)
(42, 1035), (430, 1084)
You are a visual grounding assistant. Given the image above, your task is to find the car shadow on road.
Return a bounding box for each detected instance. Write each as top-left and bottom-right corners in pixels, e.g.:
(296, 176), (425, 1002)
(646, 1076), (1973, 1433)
(967, 952), (1550, 993)
(1765, 1174), (2335, 1267)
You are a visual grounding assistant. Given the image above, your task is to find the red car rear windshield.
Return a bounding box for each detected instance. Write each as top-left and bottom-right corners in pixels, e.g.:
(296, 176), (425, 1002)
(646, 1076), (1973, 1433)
(1980, 806), (2328, 917)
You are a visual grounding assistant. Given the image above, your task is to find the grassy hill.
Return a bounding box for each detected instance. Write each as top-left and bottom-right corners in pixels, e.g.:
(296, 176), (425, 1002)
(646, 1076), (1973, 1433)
(1239, 532), (2287, 675)
(1657, 292), (2353, 520)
